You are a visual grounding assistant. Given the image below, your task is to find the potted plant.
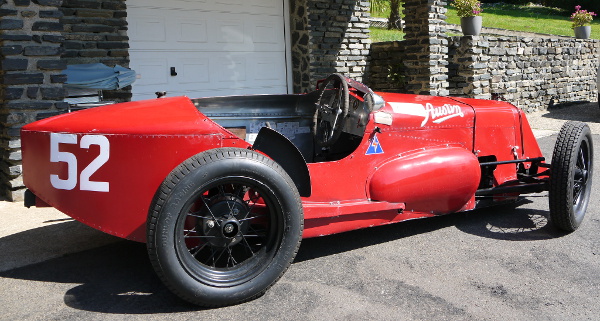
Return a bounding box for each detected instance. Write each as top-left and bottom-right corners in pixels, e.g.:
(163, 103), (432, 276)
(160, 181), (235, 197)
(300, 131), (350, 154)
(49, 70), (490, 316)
(452, 0), (483, 36)
(571, 5), (596, 39)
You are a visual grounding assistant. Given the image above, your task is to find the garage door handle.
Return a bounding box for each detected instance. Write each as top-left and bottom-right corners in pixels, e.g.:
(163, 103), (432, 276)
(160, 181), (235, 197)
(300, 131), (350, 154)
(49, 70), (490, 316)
(170, 67), (178, 76)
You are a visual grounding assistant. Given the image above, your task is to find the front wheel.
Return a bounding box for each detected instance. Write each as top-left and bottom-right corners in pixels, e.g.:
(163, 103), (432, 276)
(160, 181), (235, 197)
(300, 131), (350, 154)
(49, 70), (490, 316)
(549, 121), (593, 232)
(147, 148), (303, 307)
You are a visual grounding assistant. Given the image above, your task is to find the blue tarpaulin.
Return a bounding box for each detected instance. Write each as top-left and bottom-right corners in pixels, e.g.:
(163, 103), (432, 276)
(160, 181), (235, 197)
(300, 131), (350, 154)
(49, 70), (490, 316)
(63, 63), (136, 90)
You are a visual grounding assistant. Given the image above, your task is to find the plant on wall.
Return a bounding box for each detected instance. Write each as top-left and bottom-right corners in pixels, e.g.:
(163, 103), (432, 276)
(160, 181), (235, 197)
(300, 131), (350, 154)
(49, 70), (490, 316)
(451, 0), (483, 17)
(386, 63), (406, 89)
(571, 5), (596, 28)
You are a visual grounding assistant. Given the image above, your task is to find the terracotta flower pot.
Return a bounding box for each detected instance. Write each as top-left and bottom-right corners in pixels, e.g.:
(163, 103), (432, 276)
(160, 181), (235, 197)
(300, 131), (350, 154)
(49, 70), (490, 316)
(460, 16), (482, 36)
(574, 26), (591, 39)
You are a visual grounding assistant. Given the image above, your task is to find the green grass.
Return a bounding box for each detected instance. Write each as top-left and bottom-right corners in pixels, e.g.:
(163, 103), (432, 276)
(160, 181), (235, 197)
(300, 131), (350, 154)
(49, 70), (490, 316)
(370, 3), (600, 42)
(370, 27), (404, 42)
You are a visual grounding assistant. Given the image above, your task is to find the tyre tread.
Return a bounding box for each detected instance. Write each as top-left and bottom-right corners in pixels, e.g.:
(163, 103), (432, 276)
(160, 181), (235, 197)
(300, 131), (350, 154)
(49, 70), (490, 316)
(147, 147), (303, 307)
(549, 121), (592, 232)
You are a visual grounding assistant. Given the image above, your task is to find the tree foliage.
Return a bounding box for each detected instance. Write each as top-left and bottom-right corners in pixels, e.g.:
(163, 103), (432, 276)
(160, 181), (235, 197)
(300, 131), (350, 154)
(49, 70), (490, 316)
(388, 0), (402, 30)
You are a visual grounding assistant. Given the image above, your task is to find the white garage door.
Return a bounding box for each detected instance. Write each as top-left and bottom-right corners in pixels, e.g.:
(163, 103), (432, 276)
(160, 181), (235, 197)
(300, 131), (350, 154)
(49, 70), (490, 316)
(127, 0), (291, 101)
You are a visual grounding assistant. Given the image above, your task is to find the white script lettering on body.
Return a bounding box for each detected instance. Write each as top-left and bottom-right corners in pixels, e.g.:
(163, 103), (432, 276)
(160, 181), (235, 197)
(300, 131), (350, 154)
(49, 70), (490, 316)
(421, 103), (464, 127)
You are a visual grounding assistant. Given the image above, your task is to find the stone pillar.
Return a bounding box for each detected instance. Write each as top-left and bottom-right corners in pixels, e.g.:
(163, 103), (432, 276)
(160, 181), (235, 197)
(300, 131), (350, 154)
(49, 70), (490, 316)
(289, 0), (311, 93)
(402, 0), (449, 96)
(1, 0), (66, 201)
(305, 0), (371, 90)
(447, 36), (491, 99)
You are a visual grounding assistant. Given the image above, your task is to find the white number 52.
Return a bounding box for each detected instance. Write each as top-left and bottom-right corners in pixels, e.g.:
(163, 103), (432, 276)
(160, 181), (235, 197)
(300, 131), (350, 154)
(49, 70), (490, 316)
(50, 133), (110, 192)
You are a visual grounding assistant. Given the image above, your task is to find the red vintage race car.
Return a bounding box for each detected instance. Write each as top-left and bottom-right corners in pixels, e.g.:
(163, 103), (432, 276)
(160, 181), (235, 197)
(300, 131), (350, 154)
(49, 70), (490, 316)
(21, 74), (593, 307)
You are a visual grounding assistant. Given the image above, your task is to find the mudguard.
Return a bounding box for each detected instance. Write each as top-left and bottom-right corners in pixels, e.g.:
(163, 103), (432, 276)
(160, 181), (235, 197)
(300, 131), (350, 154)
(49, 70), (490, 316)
(368, 146), (481, 214)
(252, 127), (311, 197)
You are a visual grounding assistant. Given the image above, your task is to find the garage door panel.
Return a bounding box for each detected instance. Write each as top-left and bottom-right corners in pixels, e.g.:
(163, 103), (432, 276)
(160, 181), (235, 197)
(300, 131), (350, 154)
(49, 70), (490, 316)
(177, 19), (208, 43)
(128, 15), (166, 43)
(216, 20), (246, 45)
(254, 21), (280, 45)
(254, 56), (286, 82)
(130, 58), (170, 86)
(179, 59), (210, 85)
(129, 0), (282, 16)
(131, 53), (288, 97)
(216, 56), (247, 83)
(213, 0), (283, 15)
(128, 0), (289, 100)
(130, 11), (284, 52)
(128, 0), (208, 11)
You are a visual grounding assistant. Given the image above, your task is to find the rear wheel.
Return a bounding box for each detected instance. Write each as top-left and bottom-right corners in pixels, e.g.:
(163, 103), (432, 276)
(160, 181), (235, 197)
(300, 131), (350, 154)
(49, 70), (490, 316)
(147, 148), (303, 307)
(549, 121), (593, 232)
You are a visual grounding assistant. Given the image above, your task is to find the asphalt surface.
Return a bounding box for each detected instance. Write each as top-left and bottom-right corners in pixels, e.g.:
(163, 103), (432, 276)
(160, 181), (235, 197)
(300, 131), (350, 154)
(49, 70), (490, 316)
(1, 101), (599, 320)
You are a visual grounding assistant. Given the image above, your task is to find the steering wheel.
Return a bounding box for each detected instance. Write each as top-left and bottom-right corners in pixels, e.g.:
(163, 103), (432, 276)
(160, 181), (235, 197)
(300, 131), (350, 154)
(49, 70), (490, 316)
(312, 74), (350, 147)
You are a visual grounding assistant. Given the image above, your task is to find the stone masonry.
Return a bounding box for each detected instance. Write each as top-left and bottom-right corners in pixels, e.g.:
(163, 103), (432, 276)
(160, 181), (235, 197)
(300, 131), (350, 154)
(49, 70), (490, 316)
(0, 0), (130, 201)
(368, 40), (407, 93)
(447, 36), (492, 100)
(60, 0), (130, 102)
(302, 0), (371, 92)
(369, 31), (599, 113)
(1, 0), (66, 201)
(448, 35), (599, 112)
(401, 0), (449, 96)
(289, 0), (311, 94)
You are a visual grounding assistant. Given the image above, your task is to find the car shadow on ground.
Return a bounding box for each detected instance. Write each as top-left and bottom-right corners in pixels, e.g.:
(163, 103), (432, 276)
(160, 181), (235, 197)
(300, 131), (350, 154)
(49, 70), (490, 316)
(0, 200), (567, 315)
(542, 101), (600, 123)
(297, 198), (565, 263)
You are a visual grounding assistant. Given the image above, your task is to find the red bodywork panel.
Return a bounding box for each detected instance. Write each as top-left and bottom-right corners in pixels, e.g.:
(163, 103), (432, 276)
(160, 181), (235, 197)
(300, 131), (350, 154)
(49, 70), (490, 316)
(22, 97), (248, 241)
(22, 91), (545, 241)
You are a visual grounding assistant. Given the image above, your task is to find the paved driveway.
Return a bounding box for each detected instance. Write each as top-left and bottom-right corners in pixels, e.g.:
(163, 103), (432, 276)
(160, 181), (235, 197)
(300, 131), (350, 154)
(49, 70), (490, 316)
(1, 102), (599, 320)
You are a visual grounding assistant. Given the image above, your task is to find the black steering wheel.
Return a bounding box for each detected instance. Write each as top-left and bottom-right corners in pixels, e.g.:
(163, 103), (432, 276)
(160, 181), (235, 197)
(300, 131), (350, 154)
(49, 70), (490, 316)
(312, 74), (349, 147)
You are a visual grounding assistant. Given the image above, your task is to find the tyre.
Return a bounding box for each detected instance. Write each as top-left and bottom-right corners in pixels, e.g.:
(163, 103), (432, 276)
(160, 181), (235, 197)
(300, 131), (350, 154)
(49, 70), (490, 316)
(549, 121), (593, 232)
(147, 148), (303, 307)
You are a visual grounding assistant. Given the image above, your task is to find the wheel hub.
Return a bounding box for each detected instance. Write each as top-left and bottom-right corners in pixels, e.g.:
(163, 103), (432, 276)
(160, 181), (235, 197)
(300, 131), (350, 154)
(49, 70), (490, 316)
(202, 195), (248, 247)
(222, 220), (239, 238)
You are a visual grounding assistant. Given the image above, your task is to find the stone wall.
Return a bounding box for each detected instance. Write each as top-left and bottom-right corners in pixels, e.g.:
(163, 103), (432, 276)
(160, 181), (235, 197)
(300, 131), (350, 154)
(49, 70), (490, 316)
(368, 40), (407, 92)
(0, 0), (131, 201)
(60, 0), (130, 102)
(1, 0), (66, 201)
(369, 35), (599, 113)
(448, 36), (599, 112)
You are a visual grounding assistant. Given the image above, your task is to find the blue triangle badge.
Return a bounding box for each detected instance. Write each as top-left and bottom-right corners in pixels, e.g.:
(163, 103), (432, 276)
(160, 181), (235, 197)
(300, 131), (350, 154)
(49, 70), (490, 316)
(366, 134), (384, 155)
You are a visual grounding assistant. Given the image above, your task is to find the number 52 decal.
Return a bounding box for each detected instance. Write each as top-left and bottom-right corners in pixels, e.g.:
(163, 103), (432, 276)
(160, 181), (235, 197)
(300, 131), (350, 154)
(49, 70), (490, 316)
(50, 133), (110, 192)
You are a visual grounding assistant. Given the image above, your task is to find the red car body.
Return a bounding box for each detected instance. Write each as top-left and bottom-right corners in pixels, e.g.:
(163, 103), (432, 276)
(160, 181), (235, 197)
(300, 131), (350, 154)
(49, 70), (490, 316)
(20, 76), (592, 307)
(22, 91), (542, 241)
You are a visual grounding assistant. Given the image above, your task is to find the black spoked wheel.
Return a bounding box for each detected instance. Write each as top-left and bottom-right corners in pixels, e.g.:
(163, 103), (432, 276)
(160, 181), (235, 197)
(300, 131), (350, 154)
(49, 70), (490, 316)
(549, 121), (594, 232)
(147, 148), (303, 307)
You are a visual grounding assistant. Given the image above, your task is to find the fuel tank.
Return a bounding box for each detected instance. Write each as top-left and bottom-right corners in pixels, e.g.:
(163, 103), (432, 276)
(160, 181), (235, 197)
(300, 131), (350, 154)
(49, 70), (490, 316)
(368, 146), (481, 214)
